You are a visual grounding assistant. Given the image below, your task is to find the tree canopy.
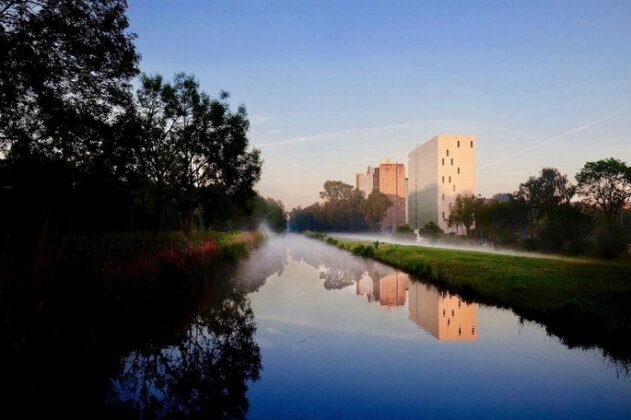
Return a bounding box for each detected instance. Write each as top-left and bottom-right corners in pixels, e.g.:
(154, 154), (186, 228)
(0, 0), (139, 160)
(515, 167), (575, 238)
(289, 181), (391, 232)
(576, 158), (631, 227)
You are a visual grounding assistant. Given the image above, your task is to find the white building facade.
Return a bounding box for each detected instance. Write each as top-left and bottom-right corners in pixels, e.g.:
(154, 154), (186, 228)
(407, 135), (476, 234)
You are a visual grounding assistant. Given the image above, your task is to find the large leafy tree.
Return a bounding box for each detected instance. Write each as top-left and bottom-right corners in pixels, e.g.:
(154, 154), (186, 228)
(362, 190), (392, 231)
(515, 168), (575, 238)
(576, 158), (631, 228)
(319, 180), (354, 201)
(447, 194), (485, 237)
(0, 0), (139, 160)
(127, 73), (261, 231)
(0, 0), (139, 233)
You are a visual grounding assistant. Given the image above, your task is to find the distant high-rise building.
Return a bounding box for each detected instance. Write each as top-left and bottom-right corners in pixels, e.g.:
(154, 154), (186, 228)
(378, 160), (406, 232)
(355, 166), (377, 195)
(408, 135), (475, 233)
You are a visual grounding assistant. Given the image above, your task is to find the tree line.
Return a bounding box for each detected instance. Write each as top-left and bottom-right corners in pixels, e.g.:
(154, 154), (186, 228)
(288, 180), (392, 232)
(446, 159), (631, 257)
(290, 159), (630, 257)
(0, 0), (284, 237)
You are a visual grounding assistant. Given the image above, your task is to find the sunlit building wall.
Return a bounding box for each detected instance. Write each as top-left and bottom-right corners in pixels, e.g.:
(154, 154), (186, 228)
(408, 281), (477, 341)
(378, 160), (406, 232)
(408, 135), (475, 233)
(377, 272), (407, 307)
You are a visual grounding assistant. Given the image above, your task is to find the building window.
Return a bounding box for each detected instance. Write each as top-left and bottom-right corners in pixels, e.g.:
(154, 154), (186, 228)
(442, 158), (444, 165)
(457, 140), (460, 148)
(446, 149), (449, 157)
(451, 158), (453, 165)
(448, 202), (452, 210)
(457, 167), (460, 174)
(442, 176), (444, 183)
(470, 140), (473, 148)
(442, 211), (445, 219)
(453, 185), (456, 192)
(448, 176), (451, 183)
(442, 193), (445, 201)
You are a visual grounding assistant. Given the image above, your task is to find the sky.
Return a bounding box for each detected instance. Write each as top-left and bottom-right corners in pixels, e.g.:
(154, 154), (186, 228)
(127, 0), (631, 210)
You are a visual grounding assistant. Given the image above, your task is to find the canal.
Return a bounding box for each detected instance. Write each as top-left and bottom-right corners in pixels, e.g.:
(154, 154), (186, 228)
(109, 234), (631, 418)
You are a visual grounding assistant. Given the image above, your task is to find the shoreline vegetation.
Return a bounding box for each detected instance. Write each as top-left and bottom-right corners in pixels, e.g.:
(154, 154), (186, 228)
(1, 230), (264, 414)
(306, 231), (631, 366)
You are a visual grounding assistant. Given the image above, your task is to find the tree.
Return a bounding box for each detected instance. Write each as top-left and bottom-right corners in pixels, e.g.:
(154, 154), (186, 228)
(576, 158), (631, 228)
(447, 194), (485, 237)
(476, 196), (528, 246)
(251, 196), (287, 232)
(127, 73), (261, 231)
(319, 180), (354, 201)
(0, 0), (139, 160)
(362, 190), (392, 231)
(537, 203), (594, 254)
(419, 222), (444, 242)
(516, 168), (575, 238)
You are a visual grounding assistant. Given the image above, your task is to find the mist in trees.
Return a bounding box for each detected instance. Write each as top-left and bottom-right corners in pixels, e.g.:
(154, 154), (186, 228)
(456, 160), (630, 256)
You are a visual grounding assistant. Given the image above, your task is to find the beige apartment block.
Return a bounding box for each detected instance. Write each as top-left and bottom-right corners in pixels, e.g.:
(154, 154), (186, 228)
(408, 135), (475, 233)
(408, 281), (477, 341)
(378, 160), (406, 232)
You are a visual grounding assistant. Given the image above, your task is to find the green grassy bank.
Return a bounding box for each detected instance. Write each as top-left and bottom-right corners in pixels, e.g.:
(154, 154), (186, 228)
(309, 232), (631, 363)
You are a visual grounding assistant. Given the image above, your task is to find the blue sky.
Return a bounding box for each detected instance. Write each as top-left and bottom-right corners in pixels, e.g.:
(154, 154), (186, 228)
(127, 0), (631, 209)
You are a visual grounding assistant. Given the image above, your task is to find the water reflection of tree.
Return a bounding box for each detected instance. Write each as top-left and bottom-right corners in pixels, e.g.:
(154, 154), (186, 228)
(106, 289), (261, 419)
(288, 239), (398, 290)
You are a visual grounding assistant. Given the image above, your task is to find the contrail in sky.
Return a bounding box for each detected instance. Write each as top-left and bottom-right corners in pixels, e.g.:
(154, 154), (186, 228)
(478, 111), (621, 171)
(256, 119), (443, 148)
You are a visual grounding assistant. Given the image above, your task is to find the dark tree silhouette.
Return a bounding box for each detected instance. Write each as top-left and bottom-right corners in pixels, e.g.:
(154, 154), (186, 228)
(0, 0), (138, 159)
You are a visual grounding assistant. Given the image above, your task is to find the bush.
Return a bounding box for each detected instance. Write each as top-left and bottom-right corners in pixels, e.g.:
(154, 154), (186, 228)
(351, 244), (375, 258)
(419, 222), (444, 243)
(393, 224), (416, 241)
(593, 226), (627, 258)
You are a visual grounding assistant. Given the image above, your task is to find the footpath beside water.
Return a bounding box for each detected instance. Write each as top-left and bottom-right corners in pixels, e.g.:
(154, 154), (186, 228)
(308, 232), (631, 365)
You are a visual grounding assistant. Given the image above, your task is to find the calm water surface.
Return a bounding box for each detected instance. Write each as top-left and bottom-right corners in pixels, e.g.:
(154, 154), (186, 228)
(111, 234), (631, 418)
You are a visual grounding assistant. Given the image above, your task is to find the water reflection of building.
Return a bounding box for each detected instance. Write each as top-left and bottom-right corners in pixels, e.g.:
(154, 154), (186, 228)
(356, 272), (408, 308)
(408, 281), (477, 341)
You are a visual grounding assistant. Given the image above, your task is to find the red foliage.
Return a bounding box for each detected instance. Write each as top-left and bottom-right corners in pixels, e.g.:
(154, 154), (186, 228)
(104, 238), (220, 279)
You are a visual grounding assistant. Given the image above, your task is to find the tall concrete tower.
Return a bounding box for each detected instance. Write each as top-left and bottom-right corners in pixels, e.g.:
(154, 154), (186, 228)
(407, 135), (476, 234)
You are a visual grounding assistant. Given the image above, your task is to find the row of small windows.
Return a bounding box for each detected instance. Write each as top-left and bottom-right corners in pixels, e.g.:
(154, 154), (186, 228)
(442, 176), (453, 183)
(454, 141), (474, 148)
(441, 158), (455, 166)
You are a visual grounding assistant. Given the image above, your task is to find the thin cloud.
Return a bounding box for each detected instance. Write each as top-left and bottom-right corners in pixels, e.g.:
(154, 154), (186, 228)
(478, 111), (621, 171)
(256, 119), (444, 148)
(266, 129), (283, 135)
(249, 114), (273, 127)
(289, 161), (321, 177)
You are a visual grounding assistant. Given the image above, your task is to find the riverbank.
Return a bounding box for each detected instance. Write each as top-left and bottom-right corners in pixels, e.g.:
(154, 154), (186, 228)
(308, 232), (631, 363)
(1, 230), (265, 414)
